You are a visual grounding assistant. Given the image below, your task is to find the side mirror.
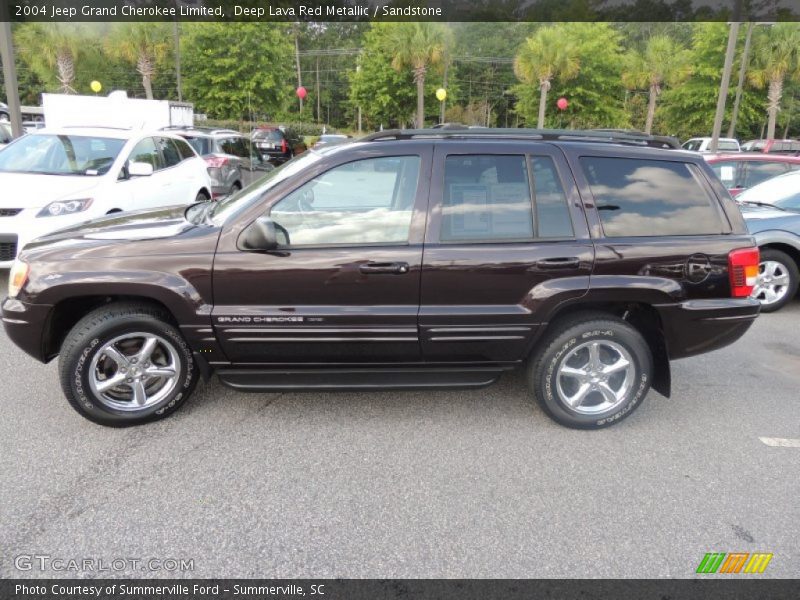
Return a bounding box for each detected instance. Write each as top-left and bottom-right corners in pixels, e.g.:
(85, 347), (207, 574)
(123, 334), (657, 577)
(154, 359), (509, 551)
(128, 161), (154, 177)
(241, 216), (278, 251)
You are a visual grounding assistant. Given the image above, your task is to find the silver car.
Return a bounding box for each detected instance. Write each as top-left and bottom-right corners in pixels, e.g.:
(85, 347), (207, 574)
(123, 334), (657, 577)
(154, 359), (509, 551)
(0, 122), (13, 149)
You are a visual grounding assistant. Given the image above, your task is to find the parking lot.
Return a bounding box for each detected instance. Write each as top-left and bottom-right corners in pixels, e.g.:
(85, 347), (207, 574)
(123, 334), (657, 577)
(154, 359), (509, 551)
(1, 264), (798, 578)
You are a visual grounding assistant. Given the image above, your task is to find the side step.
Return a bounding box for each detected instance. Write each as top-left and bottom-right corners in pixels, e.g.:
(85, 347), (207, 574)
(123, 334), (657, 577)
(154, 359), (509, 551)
(216, 367), (506, 392)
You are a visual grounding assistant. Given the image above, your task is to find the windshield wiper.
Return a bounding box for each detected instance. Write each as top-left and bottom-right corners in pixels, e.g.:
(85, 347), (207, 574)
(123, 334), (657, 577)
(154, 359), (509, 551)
(739, 200), (786, 211)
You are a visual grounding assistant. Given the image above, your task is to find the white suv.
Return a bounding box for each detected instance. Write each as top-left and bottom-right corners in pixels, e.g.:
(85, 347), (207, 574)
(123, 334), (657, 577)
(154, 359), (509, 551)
(0, 127), (211, 267)
(681, 137), (741, 153)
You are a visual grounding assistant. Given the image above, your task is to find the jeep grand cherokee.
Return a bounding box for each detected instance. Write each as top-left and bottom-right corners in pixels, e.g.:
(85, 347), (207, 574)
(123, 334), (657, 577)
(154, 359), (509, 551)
(2, 129), (761, 428)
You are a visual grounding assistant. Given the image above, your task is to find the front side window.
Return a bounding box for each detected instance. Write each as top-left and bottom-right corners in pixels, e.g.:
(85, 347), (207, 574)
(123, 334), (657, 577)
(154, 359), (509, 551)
(174, 137), (196, 160)
(580, 156), (723, 237)
(157, 137), (182, 168)
(441, 154), (533, 241)
(270, 156), (420, 246)
(128, 137), (163, 171)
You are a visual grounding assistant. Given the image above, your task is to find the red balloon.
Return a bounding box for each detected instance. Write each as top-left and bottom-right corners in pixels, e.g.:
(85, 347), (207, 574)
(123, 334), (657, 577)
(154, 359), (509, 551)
(296, 86), (307, 100)
(556, 97), (568, 111)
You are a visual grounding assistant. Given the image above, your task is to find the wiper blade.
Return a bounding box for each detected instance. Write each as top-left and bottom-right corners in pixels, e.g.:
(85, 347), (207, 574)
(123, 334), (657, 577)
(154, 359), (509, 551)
(739, 200), (786, 211)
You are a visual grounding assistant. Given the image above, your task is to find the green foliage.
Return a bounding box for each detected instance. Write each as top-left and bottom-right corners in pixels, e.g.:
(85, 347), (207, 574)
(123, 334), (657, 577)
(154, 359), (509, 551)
(182, 23), (294, 121)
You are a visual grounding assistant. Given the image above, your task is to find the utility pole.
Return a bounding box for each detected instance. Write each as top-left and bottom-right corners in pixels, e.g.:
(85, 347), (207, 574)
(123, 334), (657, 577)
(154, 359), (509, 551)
(315, 56), (320, 123)
(710, 21), (740, 153)
(727, 22), (753, 139)
(295, 33), (303, 112)
(0, 19), (23, 138)
(356, 63), (362, 134)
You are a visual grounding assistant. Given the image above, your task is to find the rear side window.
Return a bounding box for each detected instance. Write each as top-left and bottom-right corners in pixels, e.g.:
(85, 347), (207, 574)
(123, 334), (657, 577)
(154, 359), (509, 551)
(442, 155), (533, 241)
(709, 160), (741, 189)
(174, 137), (196, 160)
(531, 157), (573, 238)
(580, 156), (722, 237)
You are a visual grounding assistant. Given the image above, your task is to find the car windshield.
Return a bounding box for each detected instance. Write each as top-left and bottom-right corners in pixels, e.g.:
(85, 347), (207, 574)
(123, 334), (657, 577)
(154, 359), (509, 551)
(253, 129), (282, 141)
(737, 170), (800, 205)
(210, 151), (322, 224)
(0, 133), (126, 175)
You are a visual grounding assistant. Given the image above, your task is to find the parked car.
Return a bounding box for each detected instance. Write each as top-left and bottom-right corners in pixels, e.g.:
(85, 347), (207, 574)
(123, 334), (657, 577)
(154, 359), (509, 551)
(0, 126), (211, 268)
(741, 139), (800, 155)
(0, 122), (12, 149)
(736, 169), (800, 213)
(166, 126), (274, 199)
(3, 128), (760, 429)
(311, 134), (351, 149)
(682, 137), (741, 152)
(0, 101), (9, 121)
(251, 127), (305, 165)
(704, 153), (800, 197)
(740, 204), (800, 312)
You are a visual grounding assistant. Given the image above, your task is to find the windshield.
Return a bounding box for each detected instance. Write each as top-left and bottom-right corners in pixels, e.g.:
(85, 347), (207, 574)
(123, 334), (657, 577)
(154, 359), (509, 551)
(737, 171), (800, 205)
(210, 151), (322, 224)
(0, 134), (126, 176)
(253, 129), (283, 141)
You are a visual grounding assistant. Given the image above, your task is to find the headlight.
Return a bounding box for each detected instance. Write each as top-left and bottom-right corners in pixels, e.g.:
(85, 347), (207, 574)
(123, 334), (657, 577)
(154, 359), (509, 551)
(8, 260), (29, 298)
(37, 198), (93, 217)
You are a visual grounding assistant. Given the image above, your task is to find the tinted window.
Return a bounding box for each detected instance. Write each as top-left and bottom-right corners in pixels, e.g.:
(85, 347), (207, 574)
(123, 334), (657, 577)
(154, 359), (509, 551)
(128, 137), (163, 171)
(253, 129), (283, 142)
(745, 162), (789, 187)
(774, 193), (800, 211)
(185, 136), (210, 156)
(157, 137), (182, 168)
(174, 137), (196, 160)
(270, 156), (420, 246)
(532, 157), (573, 238)
(442, 155), (533, 241)
(580, 157), (722, 237)
(219, 137), (239, 155)
(233, 137), (249, 158)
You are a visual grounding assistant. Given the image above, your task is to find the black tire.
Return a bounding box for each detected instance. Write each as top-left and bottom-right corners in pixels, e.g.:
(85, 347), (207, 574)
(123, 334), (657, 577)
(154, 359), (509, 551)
(195, 190), (210, 202)
(753, 248), (799, 313)
(528, 314), (653, 429)
(231, 181), (242, 192)
(59, 303), (198, 427)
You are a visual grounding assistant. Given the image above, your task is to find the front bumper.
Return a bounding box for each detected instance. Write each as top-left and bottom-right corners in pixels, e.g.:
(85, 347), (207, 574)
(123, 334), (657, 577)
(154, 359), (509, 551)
(1, 297), (52, 362)
(656, 297), (760, 359)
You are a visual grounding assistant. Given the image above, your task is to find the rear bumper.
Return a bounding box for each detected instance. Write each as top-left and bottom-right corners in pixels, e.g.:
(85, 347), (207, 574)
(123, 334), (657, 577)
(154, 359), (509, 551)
(1, 297), (51, 362)
(656, 297), (760, 359)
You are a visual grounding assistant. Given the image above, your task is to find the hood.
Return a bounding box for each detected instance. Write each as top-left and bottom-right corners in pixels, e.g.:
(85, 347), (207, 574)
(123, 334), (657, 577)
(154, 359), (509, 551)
(21, 204), (219, 261)
(0, 172), (103, 209)
(741, 205), (800, 235)
(740, 205), (789, 220)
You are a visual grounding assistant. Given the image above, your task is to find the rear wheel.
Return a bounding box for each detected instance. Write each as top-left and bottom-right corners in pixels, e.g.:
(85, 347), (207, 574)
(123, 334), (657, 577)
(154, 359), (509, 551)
(528, 315), (653, 429)
(59, 303), (198, 427)
(751, 248), (799, 313)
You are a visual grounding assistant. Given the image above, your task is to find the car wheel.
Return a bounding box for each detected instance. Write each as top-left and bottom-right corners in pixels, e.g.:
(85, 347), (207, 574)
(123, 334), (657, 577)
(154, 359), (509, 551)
(195, 190), (210, 202)
(528, 314), (653, 429)
(231, 181), (242, 193)
(59, 303), (198, 427)
(751, 248), (799, 313)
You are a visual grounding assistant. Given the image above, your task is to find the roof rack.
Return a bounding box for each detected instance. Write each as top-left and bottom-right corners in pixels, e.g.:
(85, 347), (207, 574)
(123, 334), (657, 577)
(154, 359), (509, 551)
(359, 128), (680, 149)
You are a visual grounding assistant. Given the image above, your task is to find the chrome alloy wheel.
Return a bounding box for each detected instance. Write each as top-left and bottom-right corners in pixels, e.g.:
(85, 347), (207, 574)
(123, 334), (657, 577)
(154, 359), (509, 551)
(752, 260), (791, 306)
(89, 332), (181, 411)
(555, 340), (635, 415)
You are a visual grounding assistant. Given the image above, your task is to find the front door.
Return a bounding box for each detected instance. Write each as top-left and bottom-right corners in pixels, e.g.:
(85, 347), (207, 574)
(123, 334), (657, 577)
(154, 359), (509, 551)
(419, 143), (594, 363)
(212, 146), (432, 364)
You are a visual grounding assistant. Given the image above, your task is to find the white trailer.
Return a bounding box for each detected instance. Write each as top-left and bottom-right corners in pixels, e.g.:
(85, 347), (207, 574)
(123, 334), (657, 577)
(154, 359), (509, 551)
(42, 92), (194, 130)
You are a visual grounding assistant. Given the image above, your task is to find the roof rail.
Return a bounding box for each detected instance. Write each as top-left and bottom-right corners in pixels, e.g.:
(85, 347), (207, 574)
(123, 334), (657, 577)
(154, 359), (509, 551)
(359, 128), (680, 149)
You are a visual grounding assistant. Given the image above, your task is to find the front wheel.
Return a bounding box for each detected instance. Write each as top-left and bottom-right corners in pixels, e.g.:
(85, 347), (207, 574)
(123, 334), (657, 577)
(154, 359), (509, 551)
(528, 315), (653, 429)
(59, 303), (198, 426)
(751, 248), (799, 313)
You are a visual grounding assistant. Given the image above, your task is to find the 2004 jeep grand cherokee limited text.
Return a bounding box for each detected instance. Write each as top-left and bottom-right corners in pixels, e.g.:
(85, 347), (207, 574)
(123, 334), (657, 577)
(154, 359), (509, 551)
(2, 129), (761, 429)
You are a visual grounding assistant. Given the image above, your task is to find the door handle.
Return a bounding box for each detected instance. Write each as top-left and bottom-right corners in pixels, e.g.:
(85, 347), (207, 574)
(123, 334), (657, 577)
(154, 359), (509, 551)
(535, 257), (581, 270)
(359, 261), (410, 274)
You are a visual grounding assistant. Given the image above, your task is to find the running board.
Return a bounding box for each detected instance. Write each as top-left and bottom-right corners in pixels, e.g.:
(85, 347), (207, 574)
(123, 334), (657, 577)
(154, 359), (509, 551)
(216, 367), (505, 392)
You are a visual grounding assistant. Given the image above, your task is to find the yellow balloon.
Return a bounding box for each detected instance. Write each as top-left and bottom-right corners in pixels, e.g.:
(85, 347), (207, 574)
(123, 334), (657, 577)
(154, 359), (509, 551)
(90, 80), (102, 93)
(436, 88), (447, 102)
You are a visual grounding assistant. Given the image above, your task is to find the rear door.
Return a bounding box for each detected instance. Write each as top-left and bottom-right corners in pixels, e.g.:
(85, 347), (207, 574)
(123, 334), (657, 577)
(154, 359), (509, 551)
(212, 144), (432, 364)
(419, 142), (593, 363)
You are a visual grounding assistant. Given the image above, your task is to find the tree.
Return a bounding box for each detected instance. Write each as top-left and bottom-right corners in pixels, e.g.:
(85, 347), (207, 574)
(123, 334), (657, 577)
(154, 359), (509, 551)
(15, 23), (83, 93)
(621, 35), (691, 134)
(182, 23), (293, 120)
(513, 25), (580, 128)
(748, 24), (800, 141)
(382, 22), (452, 128)
(106, 23), (170, 100)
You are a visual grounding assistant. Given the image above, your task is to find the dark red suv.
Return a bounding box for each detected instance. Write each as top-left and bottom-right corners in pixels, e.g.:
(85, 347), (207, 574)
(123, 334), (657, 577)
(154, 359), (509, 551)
(2, 129), (760, 429)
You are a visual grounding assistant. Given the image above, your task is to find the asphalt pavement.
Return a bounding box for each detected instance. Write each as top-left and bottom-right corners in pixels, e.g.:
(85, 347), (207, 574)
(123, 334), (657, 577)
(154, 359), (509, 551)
(1, 269), (798, 579)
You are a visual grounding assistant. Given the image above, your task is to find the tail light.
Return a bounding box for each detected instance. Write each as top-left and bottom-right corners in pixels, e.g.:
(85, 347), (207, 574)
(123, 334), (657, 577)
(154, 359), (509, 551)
(205, 156), (229, 168)
(728, 247), (760, 297)
(281, 138), (288, 154)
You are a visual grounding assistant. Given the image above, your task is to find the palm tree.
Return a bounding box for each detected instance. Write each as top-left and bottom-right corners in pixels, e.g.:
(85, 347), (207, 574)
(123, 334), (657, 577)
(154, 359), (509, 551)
(748, 24), (800, 141)
(16, 23), (82, 94)
(106, 23), (170, 100)
(622, 35), (691, 135)
(514, 26), (580, 129)
(383, 23), (452, 129)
